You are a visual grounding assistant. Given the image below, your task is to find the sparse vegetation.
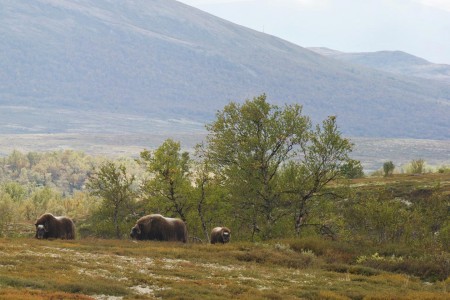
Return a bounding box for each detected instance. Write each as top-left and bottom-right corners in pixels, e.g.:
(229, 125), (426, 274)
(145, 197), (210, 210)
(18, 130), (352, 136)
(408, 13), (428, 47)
(0, 237), (448, 299)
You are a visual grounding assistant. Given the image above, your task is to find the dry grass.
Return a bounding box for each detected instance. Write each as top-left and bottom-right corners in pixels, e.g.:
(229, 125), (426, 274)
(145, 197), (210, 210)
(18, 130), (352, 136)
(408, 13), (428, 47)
(0, 238), (448, 299)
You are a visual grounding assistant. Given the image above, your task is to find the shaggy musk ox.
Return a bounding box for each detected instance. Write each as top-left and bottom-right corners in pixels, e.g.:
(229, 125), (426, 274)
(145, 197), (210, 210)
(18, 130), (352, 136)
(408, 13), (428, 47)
(210, 227), (231, 244)
(130, 214), (187, 243)
(35, 213), (75, 239)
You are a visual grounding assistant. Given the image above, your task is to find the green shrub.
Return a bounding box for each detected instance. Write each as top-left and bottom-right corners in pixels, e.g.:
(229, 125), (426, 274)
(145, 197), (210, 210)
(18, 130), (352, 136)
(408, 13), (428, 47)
(324, 264), (380, 276)
(361, 252), (450, 282)
(437, 165), (450, 173)
(407, 159), (426, 174)
(383, 161), (395, 177)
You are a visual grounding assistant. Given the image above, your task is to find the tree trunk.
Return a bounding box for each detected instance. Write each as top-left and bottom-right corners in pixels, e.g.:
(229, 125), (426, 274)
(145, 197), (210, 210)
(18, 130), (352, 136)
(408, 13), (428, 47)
(114, 204), (120, 239)
(197, 186), (209, 242)
(295, 197), (308, 237)
(295, 211), (308, 237)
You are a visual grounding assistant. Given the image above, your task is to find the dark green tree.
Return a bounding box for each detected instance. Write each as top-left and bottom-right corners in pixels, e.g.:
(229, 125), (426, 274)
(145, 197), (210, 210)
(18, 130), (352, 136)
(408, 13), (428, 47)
(383, 161), (395, 177)
(340, 159), (364, 179)
(139, 139), (192, 222)
(86, 161), (136, 238)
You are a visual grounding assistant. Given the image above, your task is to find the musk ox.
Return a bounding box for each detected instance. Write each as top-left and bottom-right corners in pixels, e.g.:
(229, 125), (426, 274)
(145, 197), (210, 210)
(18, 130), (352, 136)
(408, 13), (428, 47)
(210, 227), (231, 244)
(130, 214), (187, 243)
(35, 213), (75, 240)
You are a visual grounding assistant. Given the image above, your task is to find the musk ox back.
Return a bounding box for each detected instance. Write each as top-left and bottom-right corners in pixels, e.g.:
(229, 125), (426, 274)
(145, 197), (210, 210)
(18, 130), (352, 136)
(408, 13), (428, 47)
(35, 213), (75, 240)
(130, 214), (187, 243)
(210, 227), (231, 244)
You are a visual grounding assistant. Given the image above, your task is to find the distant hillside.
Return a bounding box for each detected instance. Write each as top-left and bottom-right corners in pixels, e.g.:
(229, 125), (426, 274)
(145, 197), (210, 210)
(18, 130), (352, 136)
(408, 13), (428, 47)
(309, 47), (450, 83)
(1, 0), (450, 138)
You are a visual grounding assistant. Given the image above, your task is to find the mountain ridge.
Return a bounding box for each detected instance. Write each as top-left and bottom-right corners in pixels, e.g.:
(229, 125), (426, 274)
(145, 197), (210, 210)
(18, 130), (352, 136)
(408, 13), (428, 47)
(1, 0), (450, 138)
(309, 47), (450, 83)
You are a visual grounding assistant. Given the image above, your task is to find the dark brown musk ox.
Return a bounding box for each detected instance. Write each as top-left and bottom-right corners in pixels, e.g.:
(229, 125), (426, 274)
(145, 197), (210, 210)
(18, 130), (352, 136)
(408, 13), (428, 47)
(210, 227), (231, 244)
(35, 213), (75, 240)
(130, 214), (187, 243)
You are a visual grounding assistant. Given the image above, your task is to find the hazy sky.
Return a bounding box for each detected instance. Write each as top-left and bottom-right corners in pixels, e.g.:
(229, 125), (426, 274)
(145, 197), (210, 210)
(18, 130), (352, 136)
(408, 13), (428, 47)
(177, 0), (450, 64)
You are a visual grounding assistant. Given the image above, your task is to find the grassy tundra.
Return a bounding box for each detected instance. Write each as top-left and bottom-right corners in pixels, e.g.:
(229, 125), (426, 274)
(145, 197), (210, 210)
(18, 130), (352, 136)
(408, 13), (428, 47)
(0, 237), (449, 300)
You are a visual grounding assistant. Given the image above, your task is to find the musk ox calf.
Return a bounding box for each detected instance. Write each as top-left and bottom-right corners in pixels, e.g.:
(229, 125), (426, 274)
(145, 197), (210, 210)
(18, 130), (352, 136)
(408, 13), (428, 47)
(210, 227), (231, 244)
(35, 213), (75, 240)
(130, 214), (187, 243)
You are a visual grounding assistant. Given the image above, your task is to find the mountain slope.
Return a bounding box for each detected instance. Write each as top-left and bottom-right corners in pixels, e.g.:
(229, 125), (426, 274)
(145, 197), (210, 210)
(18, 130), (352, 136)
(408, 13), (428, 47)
(309, 47), (450, 83)
(1, 0), (450, 138)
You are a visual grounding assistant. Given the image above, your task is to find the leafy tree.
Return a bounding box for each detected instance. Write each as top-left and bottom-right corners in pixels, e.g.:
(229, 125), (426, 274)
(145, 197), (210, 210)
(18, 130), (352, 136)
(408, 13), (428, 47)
(383, 161), (395, 177)
(282, 116), (354, 236)
(204, 94), (310, 240)
(191, 144), (231, 242)
(86, 161), (136, 238)
(7, 150), (29, 174)
(139, 139), (192, 221)
(340, 159), (364, 179)
(22, 187), (62, 221)
(2, 181), (27, 203)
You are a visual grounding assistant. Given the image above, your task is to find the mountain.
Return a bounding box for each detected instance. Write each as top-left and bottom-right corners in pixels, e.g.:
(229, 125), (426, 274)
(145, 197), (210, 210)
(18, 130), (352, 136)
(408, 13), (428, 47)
(1, 0), (450, 139)
(309, 47), (450, 83)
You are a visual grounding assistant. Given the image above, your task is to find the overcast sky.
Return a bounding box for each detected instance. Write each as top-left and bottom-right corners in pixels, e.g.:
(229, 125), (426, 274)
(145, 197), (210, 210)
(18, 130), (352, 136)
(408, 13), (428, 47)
(177, 0), (450, 64)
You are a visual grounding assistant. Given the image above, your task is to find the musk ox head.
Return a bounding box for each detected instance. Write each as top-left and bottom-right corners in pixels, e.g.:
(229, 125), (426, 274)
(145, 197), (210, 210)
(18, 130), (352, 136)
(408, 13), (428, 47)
(130, 224), (142, 239)
(35, 224), (47, 239)
(222, 229), (231, 243)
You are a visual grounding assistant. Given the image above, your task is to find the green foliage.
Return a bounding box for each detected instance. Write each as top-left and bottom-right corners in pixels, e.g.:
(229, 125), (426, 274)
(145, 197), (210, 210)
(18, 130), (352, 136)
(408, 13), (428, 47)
(279, 116), (354, 238)
(0, 191), (15, 236)
(205, 94), (311, 240)
(204, 95), (355, 240)
(383, 161), (395, 177)
(0, 149), (102, 194)
(86, 161), (136, 238)
(343, 193), (417, 244)
(189, 150), (232, 241)
(22, 187), (63, 221)
(439, 221), (450, 251)
(437, 165), (450, 173)
(2, 182), (27, 202)
(340, 159), (364, 179)
(139, 139), (193, 221)
(360, 252), (450, 282)
(340, 183), (449, 250)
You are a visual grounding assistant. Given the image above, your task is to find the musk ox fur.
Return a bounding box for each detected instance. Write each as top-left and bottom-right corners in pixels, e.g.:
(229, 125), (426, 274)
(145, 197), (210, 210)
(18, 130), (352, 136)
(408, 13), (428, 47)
(35, 213), (75, 239)
(130, 214), (187, 243)
(210, 227), (231, 244)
